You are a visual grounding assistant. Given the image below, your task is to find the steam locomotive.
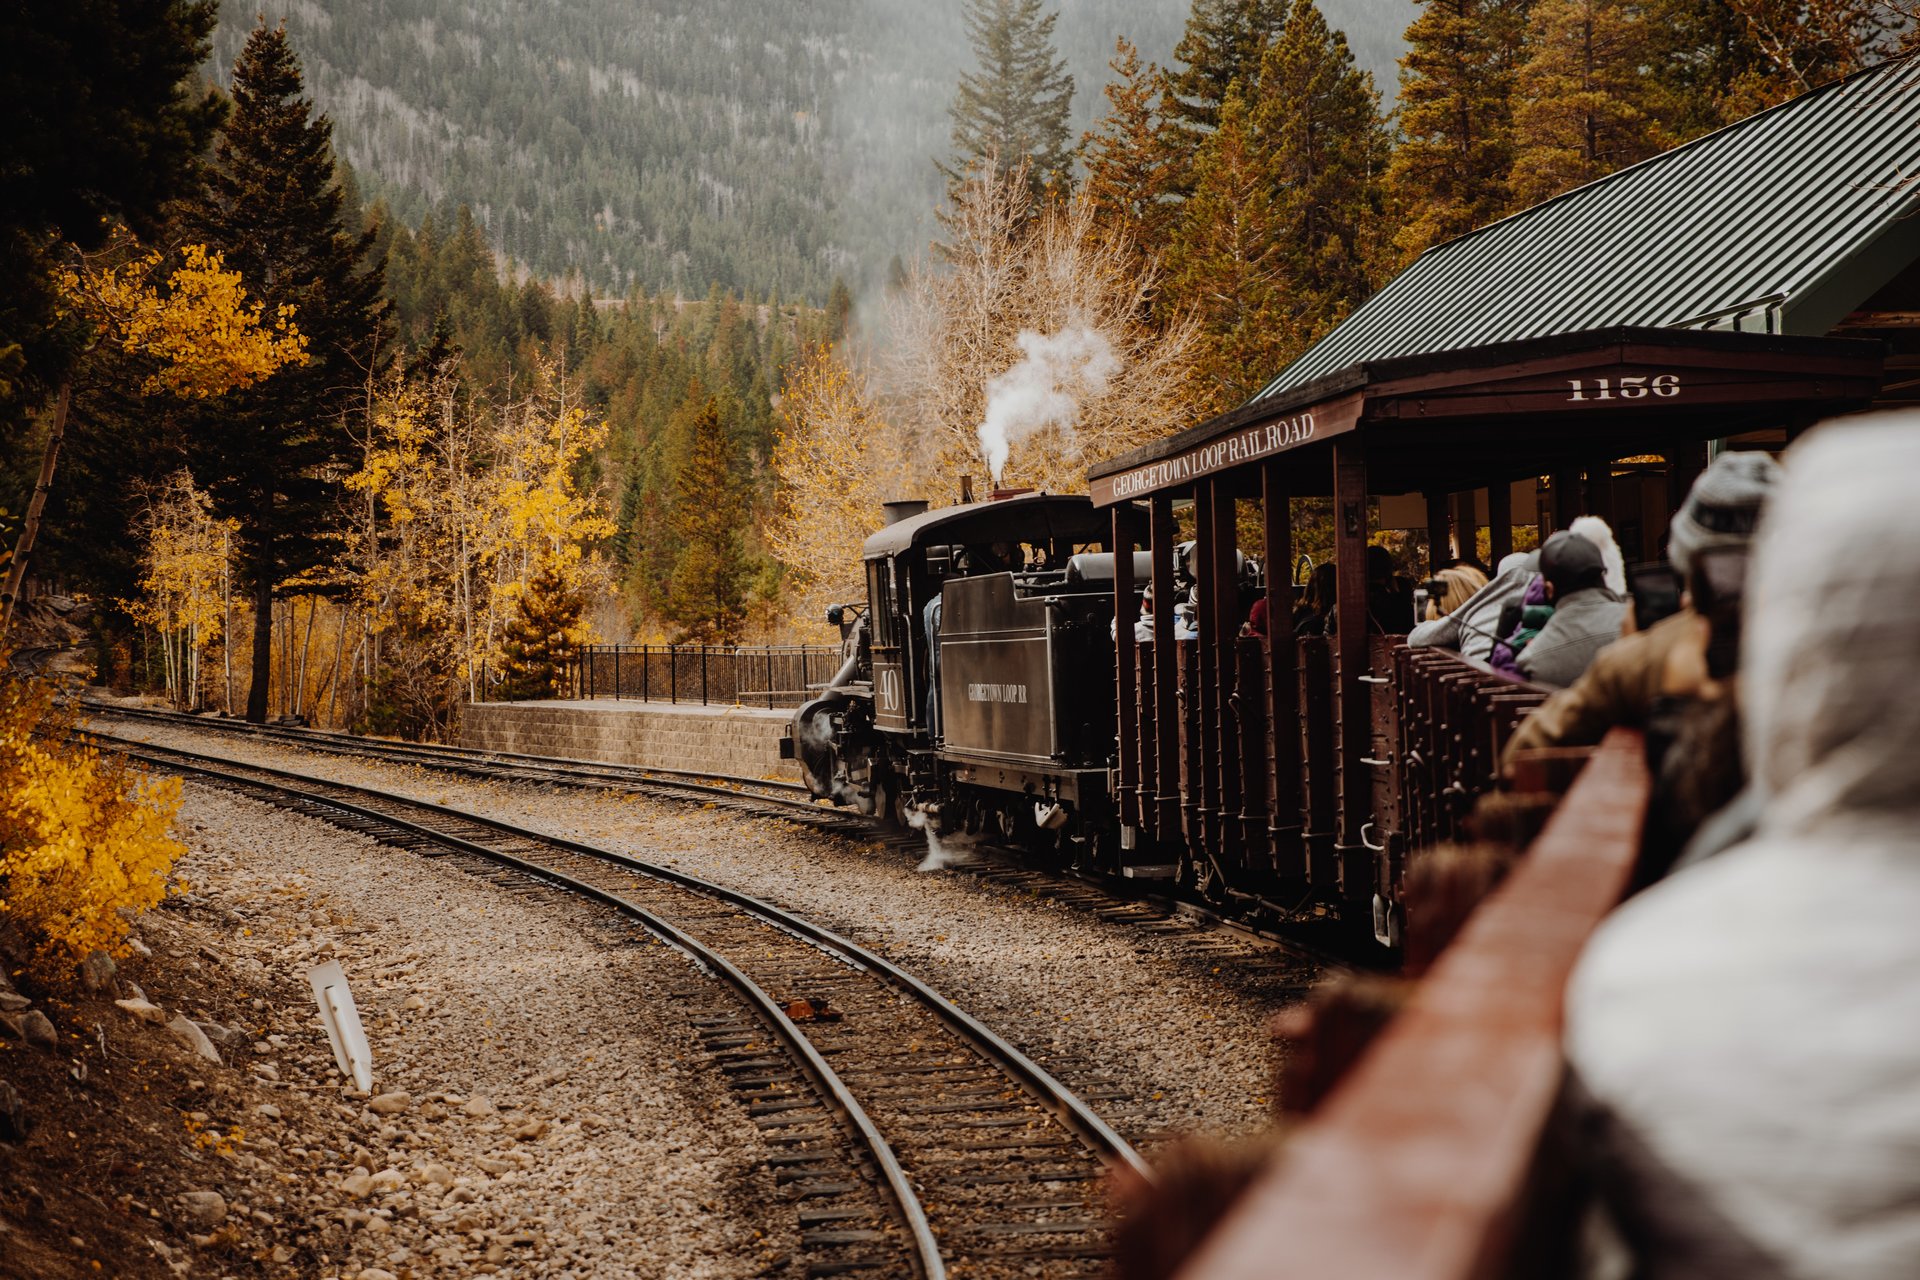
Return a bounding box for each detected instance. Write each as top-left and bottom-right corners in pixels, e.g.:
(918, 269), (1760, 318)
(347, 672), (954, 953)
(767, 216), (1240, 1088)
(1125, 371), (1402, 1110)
(782, 493), (1152, 859)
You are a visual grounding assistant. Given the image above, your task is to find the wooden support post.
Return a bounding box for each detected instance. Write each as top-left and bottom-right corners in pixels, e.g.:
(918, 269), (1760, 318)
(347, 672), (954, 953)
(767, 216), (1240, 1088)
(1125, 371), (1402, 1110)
(1667, 439), (1707, 515)
(1584, 459), (1615, 524)
(1424, 491), (1451, 578)
(1194, 483), (1222, 856)
(1488, 482), (1513, 567)
(1551, 465), (1584, 530)
(1333, 439), (1372, 903)
(1208, 480), (1243, 864)
(1262, 462), (1303, 878)
(1150, 496), (1181, 840)
(1111, 508), (1140, 830)
(1451, 491), (1479, 567)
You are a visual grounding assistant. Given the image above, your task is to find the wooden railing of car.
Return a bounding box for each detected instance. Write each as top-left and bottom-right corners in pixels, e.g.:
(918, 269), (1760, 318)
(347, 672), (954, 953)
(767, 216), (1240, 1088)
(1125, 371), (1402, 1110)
(1145, 719), (1652, 1280)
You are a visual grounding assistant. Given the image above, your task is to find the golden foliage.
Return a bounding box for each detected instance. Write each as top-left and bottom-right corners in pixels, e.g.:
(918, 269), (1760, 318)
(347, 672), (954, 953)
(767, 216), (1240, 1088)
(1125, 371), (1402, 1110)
(125, 471), (237, 709)
(769, 345), (908, 621)
(0, 678), (185, 970)
(71, 242), (308, 398)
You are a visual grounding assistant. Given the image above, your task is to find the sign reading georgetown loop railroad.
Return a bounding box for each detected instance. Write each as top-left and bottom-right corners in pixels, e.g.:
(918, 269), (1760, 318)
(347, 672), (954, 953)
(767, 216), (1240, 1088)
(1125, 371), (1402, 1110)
(1093, 411), (1321, 505)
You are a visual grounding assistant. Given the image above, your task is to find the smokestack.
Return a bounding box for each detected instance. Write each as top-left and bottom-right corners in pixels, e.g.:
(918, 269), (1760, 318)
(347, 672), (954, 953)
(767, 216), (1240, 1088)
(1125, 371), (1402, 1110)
(960, 474), (974, 504)
(882, 499), (929, 526)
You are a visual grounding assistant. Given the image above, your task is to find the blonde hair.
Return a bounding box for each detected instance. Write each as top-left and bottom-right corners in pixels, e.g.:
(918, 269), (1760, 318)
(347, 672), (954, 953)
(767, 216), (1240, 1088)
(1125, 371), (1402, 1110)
(1427, 564), (1489, 619)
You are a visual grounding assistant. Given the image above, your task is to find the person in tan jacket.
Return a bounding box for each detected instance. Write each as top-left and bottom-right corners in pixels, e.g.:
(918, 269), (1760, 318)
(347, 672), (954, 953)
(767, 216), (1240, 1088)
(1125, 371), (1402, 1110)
(1500, 452), (1781, 766)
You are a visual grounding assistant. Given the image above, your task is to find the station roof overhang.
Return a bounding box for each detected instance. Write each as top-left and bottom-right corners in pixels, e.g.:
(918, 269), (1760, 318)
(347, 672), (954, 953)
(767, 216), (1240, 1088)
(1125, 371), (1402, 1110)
(1087, 326), (1885, 507)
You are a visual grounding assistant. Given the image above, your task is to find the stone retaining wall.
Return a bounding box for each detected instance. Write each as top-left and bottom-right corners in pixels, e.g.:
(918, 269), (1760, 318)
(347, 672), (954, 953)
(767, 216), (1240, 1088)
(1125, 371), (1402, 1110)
(461, 699), (796, 780)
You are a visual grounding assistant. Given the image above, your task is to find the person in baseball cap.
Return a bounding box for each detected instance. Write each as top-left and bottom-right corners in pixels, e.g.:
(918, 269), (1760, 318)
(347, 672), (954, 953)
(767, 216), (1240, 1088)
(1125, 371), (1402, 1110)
(1501, 452), (1782, 761)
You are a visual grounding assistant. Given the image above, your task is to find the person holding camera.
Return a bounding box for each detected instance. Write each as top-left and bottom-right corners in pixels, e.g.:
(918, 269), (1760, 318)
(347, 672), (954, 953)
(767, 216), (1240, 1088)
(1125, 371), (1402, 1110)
(1500, 452), (1780, 765)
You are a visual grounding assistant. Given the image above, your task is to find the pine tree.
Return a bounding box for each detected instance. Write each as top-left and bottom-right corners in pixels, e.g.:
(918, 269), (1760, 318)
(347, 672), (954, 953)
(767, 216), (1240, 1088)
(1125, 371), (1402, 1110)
(1509, 0), (1672, 206)
(1080, 38), (1180, 256)
(1165, 0), (1293, 138)
(495, 555), (585, 701)
(1389, 0), (1521, 259)
(664, 394), (751, 644)
(1253, 0), (1392, 345)
(184, 22), (389, 722)
(1162, 86), (1289, 408)
(943, 0), (1076, 202)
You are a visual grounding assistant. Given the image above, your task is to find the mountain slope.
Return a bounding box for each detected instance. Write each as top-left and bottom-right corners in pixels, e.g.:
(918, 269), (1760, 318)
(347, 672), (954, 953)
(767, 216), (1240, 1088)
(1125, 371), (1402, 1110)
(217, 0), (1411, 302)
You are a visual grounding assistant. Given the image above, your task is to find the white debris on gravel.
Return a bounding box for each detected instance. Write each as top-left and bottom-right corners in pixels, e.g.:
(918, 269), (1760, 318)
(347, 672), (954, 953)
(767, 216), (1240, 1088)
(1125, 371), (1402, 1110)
(108, 720), (1288, 1146)
(171, 783), (795, 1278)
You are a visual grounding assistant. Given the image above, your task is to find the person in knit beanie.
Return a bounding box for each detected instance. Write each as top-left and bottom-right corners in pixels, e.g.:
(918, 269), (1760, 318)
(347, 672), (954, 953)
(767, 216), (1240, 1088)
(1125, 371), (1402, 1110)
(1501, 452), (1780, 762)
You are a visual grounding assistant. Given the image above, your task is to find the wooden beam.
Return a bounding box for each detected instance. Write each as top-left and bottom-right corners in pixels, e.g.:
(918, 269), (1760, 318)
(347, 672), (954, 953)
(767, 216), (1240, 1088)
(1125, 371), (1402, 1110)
(1424, 491), (1451, 577)
(1262, 461), (1303, 878)
(1209, 480), (1243, 864)
(1550, 466), (1583, 529)
(1666, 439), (1707, 516)
(1584, 459), (1614, 524)
(1111, 507), (1139, 830)
(1333, 438), (1371, 902)
(1451, 491), (1479, 567)
(1150, 496), (1182, 839)
(1488, 482), (1513, 567)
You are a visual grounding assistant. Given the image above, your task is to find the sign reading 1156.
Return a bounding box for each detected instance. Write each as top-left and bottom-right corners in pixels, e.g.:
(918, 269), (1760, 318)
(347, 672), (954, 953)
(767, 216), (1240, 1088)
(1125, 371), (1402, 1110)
(1567, 373), (1680, 401)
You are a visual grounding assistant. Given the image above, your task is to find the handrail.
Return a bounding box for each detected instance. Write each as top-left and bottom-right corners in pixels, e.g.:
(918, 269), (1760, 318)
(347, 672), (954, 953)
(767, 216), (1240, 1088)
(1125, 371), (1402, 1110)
(1175, 728), (1651, 1280)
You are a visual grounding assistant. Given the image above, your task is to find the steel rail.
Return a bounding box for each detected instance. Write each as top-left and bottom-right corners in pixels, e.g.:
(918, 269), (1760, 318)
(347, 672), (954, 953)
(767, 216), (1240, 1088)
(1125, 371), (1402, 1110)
(84, 701), (811, 796)
(88, 729), (1158, 1190)
(94, 732), (945, 1277)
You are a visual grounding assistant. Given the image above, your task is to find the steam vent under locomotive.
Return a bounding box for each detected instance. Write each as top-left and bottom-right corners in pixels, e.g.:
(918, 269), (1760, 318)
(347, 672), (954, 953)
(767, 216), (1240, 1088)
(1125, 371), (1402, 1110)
(783, 492), (1151, 858)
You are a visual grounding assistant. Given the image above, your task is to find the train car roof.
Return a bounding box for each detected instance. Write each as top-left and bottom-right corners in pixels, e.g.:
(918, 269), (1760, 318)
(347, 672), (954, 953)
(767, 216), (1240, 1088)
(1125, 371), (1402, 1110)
(862, 493), (1139, 560)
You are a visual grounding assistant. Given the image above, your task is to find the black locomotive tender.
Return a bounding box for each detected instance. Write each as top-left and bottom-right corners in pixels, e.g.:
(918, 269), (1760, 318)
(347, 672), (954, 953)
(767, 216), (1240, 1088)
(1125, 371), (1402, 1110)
(785, 493), (1166, 859)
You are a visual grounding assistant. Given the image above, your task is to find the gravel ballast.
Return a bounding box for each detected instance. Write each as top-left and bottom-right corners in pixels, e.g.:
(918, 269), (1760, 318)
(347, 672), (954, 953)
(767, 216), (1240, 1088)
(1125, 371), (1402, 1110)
(98, 718), (1297, 1151)
(160, 784), (793, 1278)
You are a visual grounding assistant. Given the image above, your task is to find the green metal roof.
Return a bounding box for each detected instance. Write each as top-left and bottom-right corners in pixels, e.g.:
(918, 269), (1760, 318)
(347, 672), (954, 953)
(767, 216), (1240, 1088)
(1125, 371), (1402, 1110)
(1255, 53), (1920, 404)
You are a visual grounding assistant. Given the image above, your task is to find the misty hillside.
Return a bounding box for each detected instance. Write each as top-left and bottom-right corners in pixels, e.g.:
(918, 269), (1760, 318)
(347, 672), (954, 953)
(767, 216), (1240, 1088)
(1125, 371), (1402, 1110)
(215, 0), (1413, 304)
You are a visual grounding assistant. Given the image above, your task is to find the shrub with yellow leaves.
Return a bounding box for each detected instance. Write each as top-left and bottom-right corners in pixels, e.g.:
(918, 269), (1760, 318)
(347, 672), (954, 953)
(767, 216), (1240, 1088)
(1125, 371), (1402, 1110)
(0, 675), (185, 972)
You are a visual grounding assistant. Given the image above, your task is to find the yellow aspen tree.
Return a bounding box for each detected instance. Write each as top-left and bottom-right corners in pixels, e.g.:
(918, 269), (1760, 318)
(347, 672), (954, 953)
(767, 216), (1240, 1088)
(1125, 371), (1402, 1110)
(125, 471), (237, 710)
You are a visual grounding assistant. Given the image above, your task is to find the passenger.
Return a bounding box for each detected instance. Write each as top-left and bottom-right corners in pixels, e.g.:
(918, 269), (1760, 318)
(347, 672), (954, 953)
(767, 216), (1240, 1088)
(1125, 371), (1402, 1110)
(1244, 594), (1269, 638)
(1500, 453), (1781, 762)
(1110, 585), (1155, 644)
(1409, 550), (1537, 663)
(1423, 564), (1489, 621)
(1487, 572), (1552, 677)
(1510, 519), (1628, 688)
(1366, 545), (1416, 633)
(1564, 416), (1920, 1279)
(1293, 564), (1337, 635)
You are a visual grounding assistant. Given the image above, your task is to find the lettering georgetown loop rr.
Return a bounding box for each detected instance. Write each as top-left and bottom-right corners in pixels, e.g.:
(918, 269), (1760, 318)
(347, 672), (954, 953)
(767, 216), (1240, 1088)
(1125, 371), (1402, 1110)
(1102, 412), (1316, 503)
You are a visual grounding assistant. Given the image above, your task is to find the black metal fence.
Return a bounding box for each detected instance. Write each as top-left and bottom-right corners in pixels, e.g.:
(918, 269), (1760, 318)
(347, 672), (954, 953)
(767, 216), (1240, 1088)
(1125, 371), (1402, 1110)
(560, 644), (843, 708)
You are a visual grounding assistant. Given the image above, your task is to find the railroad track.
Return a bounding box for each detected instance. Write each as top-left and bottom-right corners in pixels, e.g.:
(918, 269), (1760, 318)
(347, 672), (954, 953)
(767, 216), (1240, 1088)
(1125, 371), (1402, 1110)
(85, 729), (1149, 1280)
(86, 701), (1355, 978)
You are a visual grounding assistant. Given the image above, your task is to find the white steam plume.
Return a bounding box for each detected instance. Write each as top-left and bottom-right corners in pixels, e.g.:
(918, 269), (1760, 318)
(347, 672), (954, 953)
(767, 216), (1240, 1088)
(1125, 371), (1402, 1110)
(977, 325), (1118, 485)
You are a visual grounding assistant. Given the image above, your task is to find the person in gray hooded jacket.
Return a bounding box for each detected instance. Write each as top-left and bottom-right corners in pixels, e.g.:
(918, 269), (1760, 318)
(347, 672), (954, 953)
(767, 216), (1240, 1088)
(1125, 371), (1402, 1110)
(1516, 524), (1628, 688)
(1408, 550), (1537, 663)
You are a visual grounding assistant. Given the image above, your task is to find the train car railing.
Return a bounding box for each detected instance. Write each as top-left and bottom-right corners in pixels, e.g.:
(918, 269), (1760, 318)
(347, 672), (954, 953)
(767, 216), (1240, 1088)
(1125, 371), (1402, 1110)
(529, 644), (841, 708)
(1145, 725), (1650, 1280)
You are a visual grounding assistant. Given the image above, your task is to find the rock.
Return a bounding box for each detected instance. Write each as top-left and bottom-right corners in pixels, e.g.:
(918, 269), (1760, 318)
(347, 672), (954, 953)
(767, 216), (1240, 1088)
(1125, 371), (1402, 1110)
(401, 995), (426, 1011)
(255, 1104), (282, 1120)
(165, 1016), (221, 1064)
(114, 997), (169, 1026)
(194, 1020), (240, 1046)
(340, 1173), (375, 1199)
(0, 1080), (28, 1141)
(368, 1092), (411, 1116)
(510, 1118), (547, 1141)
(475, 1157), (515, 1176)
(125, 935), (153, 958)
(79, 949), (117, 994)
(421, 1162), (454, 1188)
(369, 1168), (406, 1192)
(0, 991), (27, 1013)
(21, 1010), (55, 1049)
(175, 1191), (226, 1228)
(358, 1270), (398, 1280)
(461, 1097), (496, 1118)
(0, 1014), (23, 1041)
